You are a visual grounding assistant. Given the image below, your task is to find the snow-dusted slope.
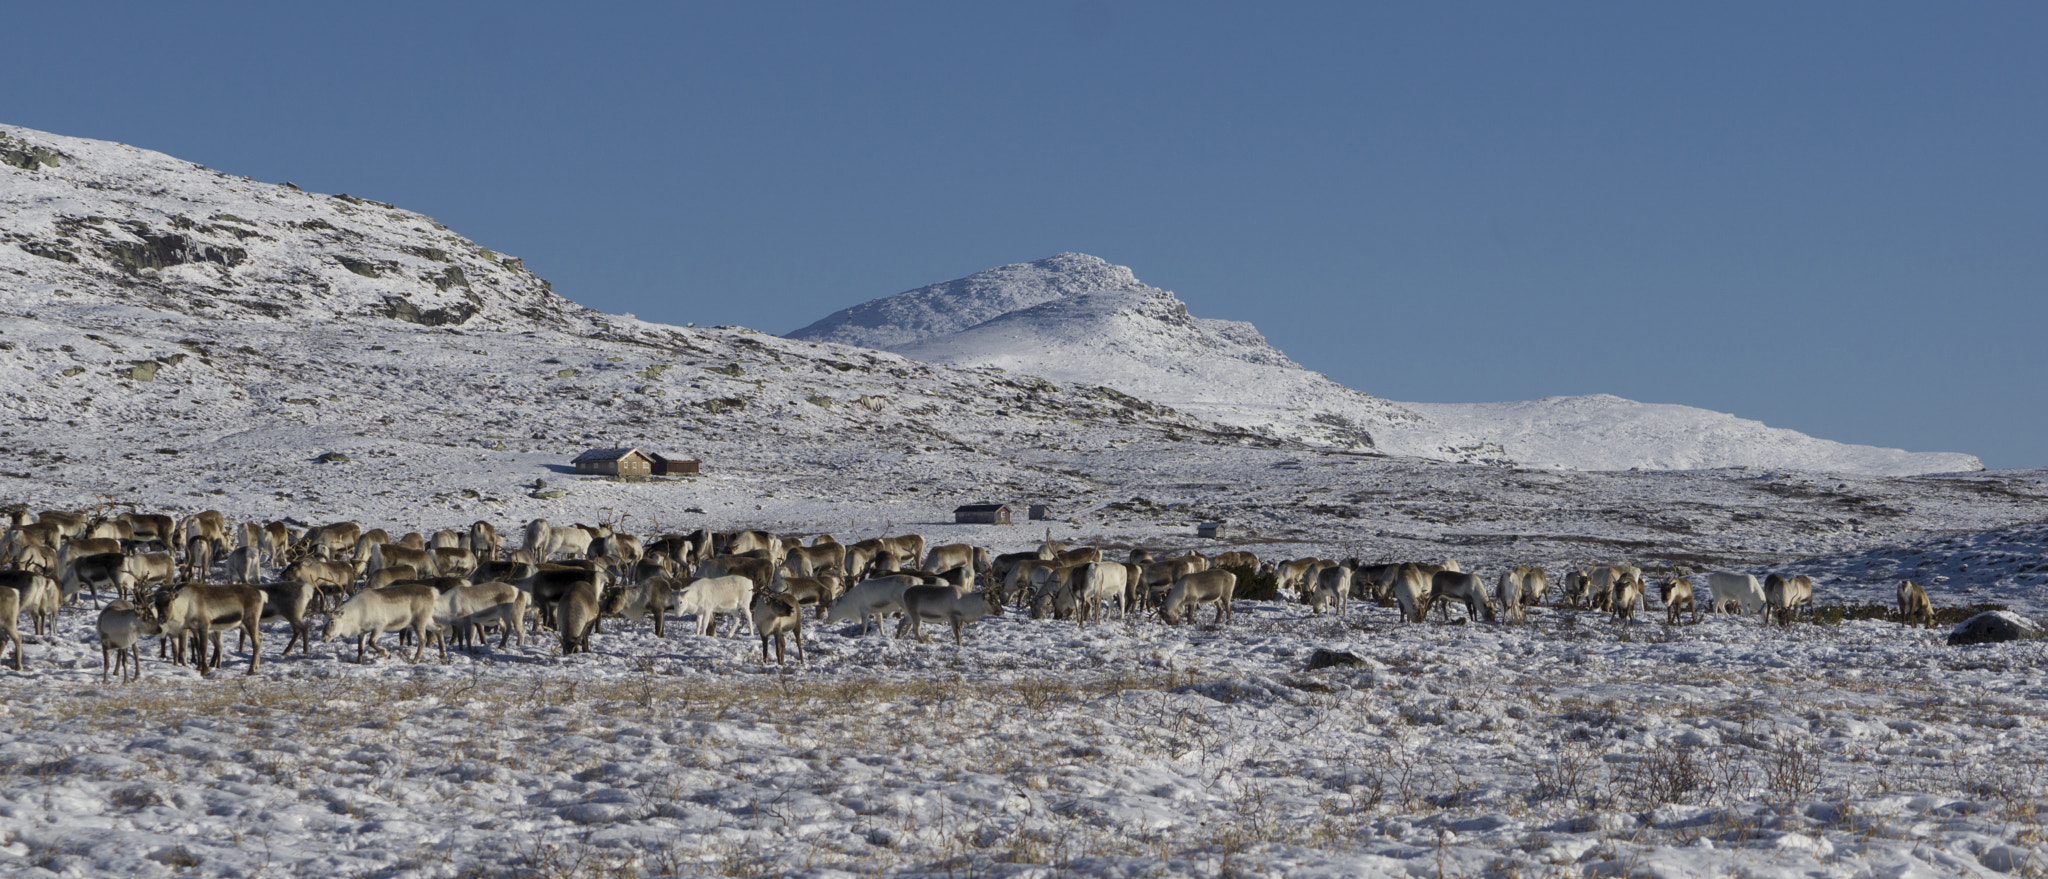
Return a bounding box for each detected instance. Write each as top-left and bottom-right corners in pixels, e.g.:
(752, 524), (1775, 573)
(0, 124), (583, 329)
(794, 254), (1983, 475)
(890, 284), (1507, 462)
(786, 253), (1148, 349)
(1405, 395), (1984, 477)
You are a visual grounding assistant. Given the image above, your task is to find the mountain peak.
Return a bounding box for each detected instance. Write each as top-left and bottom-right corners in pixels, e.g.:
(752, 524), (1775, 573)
(786, 252), (1144, 349)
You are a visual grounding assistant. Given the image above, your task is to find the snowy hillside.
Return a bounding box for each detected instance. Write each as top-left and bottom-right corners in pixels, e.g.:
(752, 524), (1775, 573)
(1406, 395), (1986, 477)
(0, 125), (582, 329)
(791, 254), (1984, 476)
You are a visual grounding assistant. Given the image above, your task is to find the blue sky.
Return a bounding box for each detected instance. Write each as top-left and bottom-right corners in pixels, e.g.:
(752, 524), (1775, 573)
(12, 3), (2045, 468)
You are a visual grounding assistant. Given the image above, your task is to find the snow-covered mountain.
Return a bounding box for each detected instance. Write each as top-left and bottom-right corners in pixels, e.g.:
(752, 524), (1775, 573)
(0, 125), (583, 329)
(789, 254), (1984, 476)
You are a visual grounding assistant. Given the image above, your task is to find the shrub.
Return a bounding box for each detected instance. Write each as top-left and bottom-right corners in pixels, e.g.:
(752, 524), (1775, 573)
(1934, 602), (2009, 625)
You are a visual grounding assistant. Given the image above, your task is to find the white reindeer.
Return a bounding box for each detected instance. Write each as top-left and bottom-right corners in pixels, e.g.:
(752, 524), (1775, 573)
(673, 574), (755, 637)
(1706, 572), (1766, 616)
(325, 584), (438, 664)
(1159, 570), (1236, 625)
(823, 574), (918, 636)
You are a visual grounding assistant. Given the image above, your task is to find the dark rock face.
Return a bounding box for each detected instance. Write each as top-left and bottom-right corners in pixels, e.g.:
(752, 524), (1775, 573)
(1948, 611), (2043, 646)
(104, 232), (246, 272)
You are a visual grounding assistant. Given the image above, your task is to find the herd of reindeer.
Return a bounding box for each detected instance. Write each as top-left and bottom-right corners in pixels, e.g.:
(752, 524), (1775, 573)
(0, 507), (1943, 679)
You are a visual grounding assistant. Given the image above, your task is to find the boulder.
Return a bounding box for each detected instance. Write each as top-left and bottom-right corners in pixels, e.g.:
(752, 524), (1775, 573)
(1304, 649), (1367, 670)
(1948, 611), (2043, 646)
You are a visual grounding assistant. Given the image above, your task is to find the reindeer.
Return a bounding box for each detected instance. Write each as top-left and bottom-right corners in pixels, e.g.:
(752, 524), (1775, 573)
(698, 554), (775, 593)
(281, 558), (356, 610)
(1660, 577), (1698, 625)
(467, 520), (502, 561)
(602, 576), (678, 636)
(895, 586), (1002, 645)
(1274, 557), (1322, 601)
(922, 543), (990, 579)
(177, 511), (230, 561)
(1611, 572), (1646, 623)
(323, 584), (439, 663)
(162, 583), (267, 675)
(98, 600), (161, 682)
(0, 571), (58, 637)
(430, 547), (478, 579)
(768, 567), (837, 620)
(437, 581), (528, 650)
(182, 534), (216, 583)
(556, 580), (602, 655)
(785, 540), (845, 579)
(1764, 573), (1814, 626)
(368, 543), (439, 579)
(0, 586), (20, 670)
(1075, 561), (1129, 626)
(1392, 564), (1434, 623)
(1702, 571), (1762, 616)
(127, 552), (178, 594)
(253, 580), (318, 656)
(38, 509), (90, 541)
(1495, 567), (1544, 625)
(750, 592), (805, 664)
(1897, 580), (1934, 628)
(62, 551), (131, 604)
(517, 565), (606, 629)
(672, 574), (755, 637)
(823, 575), (917, 637)
(259, 521), (298, 564)
(222, 545), (260, 585)
(1308, 563), (1353, 615)
(1431, 570), (1496, 623)
(1159, 570), (1236, 625)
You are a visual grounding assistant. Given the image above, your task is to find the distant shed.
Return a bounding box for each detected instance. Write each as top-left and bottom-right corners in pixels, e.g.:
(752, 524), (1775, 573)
(1028, 504), (1051, 521)
(954, 503), (1013, 525)
(1197, 521), (1228, 539)
(572, 447), (654, 476)
(649, 453), (700, 476)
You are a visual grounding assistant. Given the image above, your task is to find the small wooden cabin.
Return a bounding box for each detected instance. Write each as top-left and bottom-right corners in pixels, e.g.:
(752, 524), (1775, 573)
(954, 503), (1013, 525)
(1197, 521), (1228, 539)
(649, 453), (700, 476)
(571, 447), (655, 476)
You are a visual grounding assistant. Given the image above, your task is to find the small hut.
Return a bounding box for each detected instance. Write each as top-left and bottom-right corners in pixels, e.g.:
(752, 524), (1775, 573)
(954, 503), (1013, 525)
(1027, 504), (1051, 521)
(1197, 521), (1228, 539)
(571, 447), (655, 476)
(648, 453), (700, 476)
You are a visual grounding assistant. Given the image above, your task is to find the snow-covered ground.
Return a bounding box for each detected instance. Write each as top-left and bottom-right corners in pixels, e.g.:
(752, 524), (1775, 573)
(6, 594), (2048, 878)
(3, 123), (2047, 877)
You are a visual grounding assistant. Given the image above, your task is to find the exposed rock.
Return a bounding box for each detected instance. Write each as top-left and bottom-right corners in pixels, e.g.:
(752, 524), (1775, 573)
(316, 452), (351, 464)
(1304, 649), (1367, 670)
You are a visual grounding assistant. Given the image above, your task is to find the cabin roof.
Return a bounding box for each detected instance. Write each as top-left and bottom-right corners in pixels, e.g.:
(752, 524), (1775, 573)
(572, 447), (647, 464)
(953, 503), (1010, 513)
